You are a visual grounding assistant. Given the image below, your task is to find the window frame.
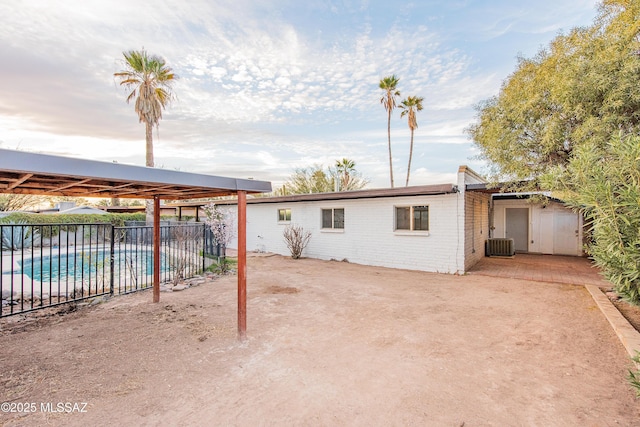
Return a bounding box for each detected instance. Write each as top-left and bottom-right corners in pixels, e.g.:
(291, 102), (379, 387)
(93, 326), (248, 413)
(394, 205), (430, 235)
(277, 208), (291, 223)
(321, 207), (345, 231)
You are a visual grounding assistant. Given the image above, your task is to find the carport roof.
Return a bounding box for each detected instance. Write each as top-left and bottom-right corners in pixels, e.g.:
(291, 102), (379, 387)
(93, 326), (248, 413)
(0, 148), (271, 199)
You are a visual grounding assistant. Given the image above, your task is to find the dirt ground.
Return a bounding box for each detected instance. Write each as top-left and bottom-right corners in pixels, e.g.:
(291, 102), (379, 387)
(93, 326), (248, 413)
(1, 254), (639, 426)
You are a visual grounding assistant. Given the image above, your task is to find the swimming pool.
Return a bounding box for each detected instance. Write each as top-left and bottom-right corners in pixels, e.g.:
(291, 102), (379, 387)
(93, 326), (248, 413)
(16, 250), (170, 283)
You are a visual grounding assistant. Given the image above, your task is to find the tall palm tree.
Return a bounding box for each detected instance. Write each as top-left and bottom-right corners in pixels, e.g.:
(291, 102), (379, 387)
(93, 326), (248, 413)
(379, 75), (400, 188)
(114, 49), (177, 168)
(399, 96), (424, 187)
(114, 49), (177, 222)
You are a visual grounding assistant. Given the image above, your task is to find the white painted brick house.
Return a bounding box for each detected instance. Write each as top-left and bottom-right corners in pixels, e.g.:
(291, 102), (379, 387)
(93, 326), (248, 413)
(220, 166), (492, 274)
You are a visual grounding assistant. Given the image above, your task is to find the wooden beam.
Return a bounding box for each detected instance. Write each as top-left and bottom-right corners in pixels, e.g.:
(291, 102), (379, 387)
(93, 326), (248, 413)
(6, 173), (33, 190)
(47, 178), (92, 192)
(238, 190), (247, 341)
(153, 196), (161, 303)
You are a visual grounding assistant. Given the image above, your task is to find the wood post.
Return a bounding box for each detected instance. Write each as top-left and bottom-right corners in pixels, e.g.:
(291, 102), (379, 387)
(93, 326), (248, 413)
(238, 190), (247, 341)
(153, 196), (160, 303)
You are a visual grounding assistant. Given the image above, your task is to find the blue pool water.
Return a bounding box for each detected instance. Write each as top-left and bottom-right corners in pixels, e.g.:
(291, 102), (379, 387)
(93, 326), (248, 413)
(17, 250), (170, 282)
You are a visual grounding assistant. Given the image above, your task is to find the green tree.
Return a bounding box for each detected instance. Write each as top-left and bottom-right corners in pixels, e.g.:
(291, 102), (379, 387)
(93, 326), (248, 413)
(468, 0), (640, 189)
(0, 194), (45, 211)
(114, 49), (177, 222)
(379, 75), (401, 188)
(468, 0), (640, 304)
(275, 161), (368, 195)
(399, 96), (424, 187)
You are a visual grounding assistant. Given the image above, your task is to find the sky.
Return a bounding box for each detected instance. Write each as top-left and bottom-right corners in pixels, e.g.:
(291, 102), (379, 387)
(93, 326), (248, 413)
(0, 0), (600, 190)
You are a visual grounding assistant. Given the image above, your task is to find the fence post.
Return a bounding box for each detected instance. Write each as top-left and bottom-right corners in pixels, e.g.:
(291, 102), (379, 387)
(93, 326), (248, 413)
(202, 223), (206, 273)
(110, 225), (115, 296)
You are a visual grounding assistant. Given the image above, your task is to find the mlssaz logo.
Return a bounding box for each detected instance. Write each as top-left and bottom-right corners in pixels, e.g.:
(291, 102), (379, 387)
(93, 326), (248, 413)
(41, 402), (88, 413)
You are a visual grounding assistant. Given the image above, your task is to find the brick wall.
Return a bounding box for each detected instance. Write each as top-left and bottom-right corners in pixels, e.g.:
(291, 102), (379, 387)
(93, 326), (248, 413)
(463, 191), (490, 270)
(227, 193), (464, 274)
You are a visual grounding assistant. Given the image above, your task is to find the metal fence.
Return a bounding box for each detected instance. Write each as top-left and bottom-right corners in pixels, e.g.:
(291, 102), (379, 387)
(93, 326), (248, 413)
(1, 222), (222, 317)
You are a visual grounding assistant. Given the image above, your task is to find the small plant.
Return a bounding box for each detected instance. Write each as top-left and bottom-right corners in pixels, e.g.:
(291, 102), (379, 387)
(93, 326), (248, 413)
(629, 352), (640, 398)
(1, 221), (40, 251)
(283, 224), (311, 259)
(208, 257), (237, 275)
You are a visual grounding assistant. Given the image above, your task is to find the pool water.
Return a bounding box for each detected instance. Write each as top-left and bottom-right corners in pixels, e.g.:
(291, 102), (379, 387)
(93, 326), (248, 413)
(17, 250), (170, 282)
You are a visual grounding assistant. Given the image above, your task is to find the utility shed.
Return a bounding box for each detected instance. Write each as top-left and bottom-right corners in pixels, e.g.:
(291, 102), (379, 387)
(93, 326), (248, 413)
(0, 148), (272, 339)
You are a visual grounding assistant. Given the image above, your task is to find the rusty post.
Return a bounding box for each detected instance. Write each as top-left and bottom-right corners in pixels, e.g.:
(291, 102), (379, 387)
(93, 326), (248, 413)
(153, 196), (161, 303)
(238, 190), (247, 341)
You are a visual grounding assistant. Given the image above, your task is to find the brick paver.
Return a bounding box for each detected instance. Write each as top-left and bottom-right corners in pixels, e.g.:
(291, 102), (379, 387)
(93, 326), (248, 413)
(468, 254), (611, 287)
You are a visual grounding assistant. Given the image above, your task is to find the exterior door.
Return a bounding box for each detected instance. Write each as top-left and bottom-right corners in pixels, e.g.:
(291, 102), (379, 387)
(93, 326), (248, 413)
(554, 211), (580, 255)
(506, 208), (529, 252)
(539, 210), (554, 254)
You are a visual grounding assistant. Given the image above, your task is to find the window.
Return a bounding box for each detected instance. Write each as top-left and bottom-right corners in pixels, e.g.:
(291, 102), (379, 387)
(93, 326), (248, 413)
(277, 208), (291, 222)
(395, 206), (429, 231)
(321, 208), (344, 229)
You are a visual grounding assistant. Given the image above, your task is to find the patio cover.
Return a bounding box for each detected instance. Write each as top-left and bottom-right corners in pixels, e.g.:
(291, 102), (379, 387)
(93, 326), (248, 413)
(0, 148), (272, 340)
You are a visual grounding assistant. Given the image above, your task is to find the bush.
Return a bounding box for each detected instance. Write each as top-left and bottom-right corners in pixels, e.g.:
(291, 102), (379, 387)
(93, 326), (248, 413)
(283, 225), (311, 259)
(629, 352), (640, 398)
(557, 134), (640, 305)
(1, 221), (40, 250)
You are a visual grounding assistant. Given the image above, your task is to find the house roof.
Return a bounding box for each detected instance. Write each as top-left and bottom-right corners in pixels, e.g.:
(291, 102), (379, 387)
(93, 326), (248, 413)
(0, 149), (271, 199)
(58, 206), (108, 215)
(214, 183), (458, 205)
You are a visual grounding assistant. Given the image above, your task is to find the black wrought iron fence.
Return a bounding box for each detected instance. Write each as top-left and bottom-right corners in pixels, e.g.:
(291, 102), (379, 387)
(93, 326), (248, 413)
(1, 222), (221, 317)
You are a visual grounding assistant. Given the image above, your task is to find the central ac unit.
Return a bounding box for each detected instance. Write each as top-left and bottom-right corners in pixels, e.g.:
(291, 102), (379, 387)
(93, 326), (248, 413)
(485, 238), (515, 257)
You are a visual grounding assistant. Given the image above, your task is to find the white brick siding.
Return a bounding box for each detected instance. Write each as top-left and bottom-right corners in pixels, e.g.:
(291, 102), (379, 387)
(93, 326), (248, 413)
(227, 192), (465, 274)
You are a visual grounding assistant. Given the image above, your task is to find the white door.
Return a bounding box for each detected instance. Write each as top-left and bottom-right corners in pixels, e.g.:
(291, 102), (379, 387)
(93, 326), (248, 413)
(505, 208), (529, 253)
(554, 211), (581, 255)
(539, 210), (554, 254)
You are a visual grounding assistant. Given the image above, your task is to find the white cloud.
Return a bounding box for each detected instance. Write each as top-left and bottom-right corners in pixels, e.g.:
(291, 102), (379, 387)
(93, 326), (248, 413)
(0, 0), (600, 189)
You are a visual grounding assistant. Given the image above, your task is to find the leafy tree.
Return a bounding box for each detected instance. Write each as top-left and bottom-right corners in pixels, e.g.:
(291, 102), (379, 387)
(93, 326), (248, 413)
(468, 0), (640, 189)
(114, 49), (177, 223)
(0, 194), (46, 211)
(275, 161), (368, 195)
(468, 0), (640, 304)
(379, 75), (401, 188)
(399, 96), (424, 187)
(275, 165), (334, 195)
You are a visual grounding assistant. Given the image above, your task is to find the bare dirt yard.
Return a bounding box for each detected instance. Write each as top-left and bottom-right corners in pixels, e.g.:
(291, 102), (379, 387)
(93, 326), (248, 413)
(1, 254), (639, 426)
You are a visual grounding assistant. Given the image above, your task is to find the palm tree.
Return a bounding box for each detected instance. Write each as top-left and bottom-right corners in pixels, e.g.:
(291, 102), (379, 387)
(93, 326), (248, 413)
(114, 49), (177, 168)
(399, 96), (424, 187)
(114, 49), (177, 222)
(335, 158), (356, 191)
(379, 75), (400, 188)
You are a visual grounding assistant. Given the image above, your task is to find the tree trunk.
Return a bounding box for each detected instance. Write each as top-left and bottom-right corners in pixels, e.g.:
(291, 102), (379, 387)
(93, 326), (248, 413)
(406, 129), (414, 187)
(145, 121), (154, 168)
(387, 109), (394, 188)
(145, 121), (154, 225)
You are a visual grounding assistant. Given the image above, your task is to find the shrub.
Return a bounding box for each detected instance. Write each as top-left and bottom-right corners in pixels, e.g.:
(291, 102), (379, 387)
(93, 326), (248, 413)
(283, 224), (311, 259)
(557, 134), (640, 305)
(1, 221), (40, 250)
(629, 352), (640, 398)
